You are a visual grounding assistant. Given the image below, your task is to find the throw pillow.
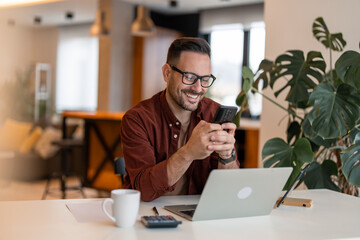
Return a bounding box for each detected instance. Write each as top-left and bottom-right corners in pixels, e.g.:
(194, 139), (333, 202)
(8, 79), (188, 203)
(34, 126), (62, 159)
(19, 126), (43, 154)
(0, 118), (32, 151)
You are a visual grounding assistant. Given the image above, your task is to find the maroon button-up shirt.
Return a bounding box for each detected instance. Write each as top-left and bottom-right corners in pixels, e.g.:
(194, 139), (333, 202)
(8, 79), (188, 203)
(120, 90), (228, 201)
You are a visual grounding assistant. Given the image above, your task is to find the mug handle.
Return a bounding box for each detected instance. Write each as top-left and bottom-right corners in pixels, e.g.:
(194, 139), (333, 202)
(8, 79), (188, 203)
(102, 198), (116, 222)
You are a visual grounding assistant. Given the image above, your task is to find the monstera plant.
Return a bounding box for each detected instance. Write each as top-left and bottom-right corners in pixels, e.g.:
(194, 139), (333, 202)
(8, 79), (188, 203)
(236, 17), (360, 196)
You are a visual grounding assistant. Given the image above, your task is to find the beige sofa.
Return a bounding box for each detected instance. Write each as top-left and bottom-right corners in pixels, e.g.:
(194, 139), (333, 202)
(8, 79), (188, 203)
(0, 118), (62, 181)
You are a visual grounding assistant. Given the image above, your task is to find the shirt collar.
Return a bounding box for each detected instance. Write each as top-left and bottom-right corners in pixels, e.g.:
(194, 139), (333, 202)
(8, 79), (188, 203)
(159, 90), (179, 125)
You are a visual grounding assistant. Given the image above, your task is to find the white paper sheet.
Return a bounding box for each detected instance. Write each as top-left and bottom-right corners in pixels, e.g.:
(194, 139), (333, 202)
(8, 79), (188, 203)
(66, 200), (111, 223)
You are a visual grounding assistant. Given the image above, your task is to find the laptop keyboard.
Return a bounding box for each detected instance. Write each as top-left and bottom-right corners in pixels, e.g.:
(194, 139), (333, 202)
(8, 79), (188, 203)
(180, 209), (195, 217)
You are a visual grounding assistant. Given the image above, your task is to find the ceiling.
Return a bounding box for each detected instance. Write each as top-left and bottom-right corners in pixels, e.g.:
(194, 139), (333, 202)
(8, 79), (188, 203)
(0, 0), (262, 27)
(122, 0), (263, 13)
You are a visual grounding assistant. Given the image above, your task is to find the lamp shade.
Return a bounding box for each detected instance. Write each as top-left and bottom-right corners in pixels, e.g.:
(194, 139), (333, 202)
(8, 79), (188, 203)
(90, 10), (109, 36)
(131, 5), (155, 37)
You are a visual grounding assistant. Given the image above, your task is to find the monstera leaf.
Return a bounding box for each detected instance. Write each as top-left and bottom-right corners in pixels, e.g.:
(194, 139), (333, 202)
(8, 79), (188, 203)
(236, 90), (247, 107)
(312, 17), (347, 51)
(236, 67), (253, 109)
(302, 117), (337, 149)
(233, 110), (242, 128)
(307, 82), (360, 139)
(236, 66), (254, 113)
(242, 66), (254, 93)
(303, 160), (340, 191)
(270, 50), (326, 105)
(262, 137), (314, 189)
(255, 17), (360, 194)
(341, 135), (360, 187)
(287, 121), (301, 144)
(335, 50), (360, 90)
(254, 59), (273, 89)
(324, 69), (342, 88)
(349, 120), (360, 143)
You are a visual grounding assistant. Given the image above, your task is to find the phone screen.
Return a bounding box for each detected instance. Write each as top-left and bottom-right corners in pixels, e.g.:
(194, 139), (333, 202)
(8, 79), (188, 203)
(212, 105), (238, 124)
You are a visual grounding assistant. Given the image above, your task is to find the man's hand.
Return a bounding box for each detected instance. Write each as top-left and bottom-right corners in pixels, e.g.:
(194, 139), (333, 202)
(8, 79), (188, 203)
(208, 122), (236, 159)
(182, 120), (223, 161)
(167, 121), (237, 186)
(166, 120), (223, 186)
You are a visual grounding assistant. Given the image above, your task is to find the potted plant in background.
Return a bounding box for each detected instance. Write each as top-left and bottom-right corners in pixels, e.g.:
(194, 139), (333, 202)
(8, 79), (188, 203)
(236, 17), (360, 196)
(0, 67), (35, 123)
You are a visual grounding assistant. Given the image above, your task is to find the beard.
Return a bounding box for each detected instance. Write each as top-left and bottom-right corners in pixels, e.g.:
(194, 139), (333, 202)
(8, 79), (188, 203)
(167, 77), (205, 112)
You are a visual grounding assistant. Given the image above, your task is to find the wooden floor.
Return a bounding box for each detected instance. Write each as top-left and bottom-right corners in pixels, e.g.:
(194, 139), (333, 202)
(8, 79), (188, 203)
(0, 177), (108, 201)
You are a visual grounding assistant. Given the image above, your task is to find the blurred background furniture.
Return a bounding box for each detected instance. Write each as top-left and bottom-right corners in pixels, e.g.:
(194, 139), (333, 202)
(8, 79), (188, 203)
(235, 118), (260, 168)
(0, 118), (55, 181)
(61, 111), (124, 192)
(42, 137), (85, 200)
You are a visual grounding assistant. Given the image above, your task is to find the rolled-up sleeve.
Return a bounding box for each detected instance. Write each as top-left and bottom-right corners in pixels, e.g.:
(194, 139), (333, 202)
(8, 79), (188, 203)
(120, 112), (175, 202)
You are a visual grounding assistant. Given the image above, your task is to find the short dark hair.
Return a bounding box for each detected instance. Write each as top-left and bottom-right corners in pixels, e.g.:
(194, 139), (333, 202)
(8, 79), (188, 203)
(166, 37), (211, 65)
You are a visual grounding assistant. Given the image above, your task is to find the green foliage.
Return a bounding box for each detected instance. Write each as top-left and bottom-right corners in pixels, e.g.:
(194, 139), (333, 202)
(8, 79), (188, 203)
(237, 17), (360, 194)
(287, 121), (301, 144)
(335, 51), (360, 89)
(262, 138), (314, 168)
(341, 135), (360, 187)
(302, 117), (337, 149)
(312, 17), (346, 51)
(241, 66), (254, 93)
(0, 67), (34, 122)
(303, 160), (340, 191)
(235, 66), (252, 126)
(307, 82), (360, 139)
(262, 138), (314, 189)
(349, 121), (360, 143)
(271, 50), (326, 106)
(254, 59), (273, 89)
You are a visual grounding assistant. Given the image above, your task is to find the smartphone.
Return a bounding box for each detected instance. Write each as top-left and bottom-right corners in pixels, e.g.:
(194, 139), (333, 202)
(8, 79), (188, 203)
(212, 105), (238, 124)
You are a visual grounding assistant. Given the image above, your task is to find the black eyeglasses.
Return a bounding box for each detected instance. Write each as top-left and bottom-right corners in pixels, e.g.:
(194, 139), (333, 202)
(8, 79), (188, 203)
(170, 65), (216, 88)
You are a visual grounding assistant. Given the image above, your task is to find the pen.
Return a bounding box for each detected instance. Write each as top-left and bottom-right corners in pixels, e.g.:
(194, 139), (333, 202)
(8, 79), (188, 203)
(152, 206), (159, 216)
(277, 163), (312, 208)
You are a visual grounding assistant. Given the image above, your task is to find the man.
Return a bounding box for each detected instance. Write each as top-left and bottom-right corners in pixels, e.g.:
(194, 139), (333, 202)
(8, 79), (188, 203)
(121, 37), (239, 202)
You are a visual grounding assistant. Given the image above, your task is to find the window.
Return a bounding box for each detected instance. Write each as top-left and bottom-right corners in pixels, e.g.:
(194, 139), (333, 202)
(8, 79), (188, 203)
(56, 24), (99, 112)
(247, 22), (265, 117)
(249, 22), (266, 72)
(208, 22), (265, 117)
(207, 24), (243, 107)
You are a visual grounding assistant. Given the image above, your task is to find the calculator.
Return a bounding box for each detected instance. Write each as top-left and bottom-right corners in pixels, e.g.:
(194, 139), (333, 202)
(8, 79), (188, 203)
(141, 215), (182, 228)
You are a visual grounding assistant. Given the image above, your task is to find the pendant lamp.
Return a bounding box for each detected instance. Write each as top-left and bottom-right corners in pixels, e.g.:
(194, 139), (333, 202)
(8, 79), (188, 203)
(131, 5), (155, 37)
(90, 10), (109, 36)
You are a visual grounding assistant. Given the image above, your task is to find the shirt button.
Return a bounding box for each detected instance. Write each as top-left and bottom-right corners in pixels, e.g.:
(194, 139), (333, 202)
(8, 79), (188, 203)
(174, 134), (178, 139)
(175, 122), (179, 125)
(169, 123), (172, 127)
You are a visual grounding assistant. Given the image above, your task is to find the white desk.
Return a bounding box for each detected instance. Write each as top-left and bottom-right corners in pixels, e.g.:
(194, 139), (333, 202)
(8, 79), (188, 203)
(0, 190), (359, 240)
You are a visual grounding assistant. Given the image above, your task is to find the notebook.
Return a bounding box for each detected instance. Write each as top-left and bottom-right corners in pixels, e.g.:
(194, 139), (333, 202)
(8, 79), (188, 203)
(164, 167), (292, 221)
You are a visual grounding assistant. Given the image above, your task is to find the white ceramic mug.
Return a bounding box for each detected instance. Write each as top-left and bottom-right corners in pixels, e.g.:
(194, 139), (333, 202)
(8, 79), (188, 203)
(102, 189), (140, 228)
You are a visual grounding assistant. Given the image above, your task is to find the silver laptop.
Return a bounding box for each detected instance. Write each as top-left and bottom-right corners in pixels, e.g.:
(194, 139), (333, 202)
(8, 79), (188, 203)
(164, 167), (292, 221)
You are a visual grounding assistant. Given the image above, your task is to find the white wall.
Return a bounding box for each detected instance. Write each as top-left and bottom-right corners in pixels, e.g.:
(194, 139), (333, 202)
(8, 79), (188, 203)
(33, 27), (58, 111)
(0, 22), (34, 84)
(0, 19), (58, 121)
(0, 23), (57, 84)
(260, 0), (360, 166)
